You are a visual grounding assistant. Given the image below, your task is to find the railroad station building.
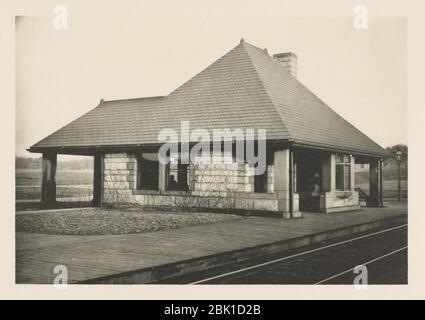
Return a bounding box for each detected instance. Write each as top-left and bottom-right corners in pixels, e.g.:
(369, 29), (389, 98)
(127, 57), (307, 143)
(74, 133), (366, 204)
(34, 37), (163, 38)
(29, 39), (390, 218)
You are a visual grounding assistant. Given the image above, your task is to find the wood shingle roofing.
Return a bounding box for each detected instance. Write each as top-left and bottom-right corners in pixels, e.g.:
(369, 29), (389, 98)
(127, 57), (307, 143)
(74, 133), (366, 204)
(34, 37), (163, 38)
(29, 39), (390, 158)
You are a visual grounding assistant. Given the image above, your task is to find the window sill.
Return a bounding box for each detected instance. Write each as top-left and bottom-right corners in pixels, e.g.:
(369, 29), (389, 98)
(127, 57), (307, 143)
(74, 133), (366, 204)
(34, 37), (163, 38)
(132, 190), (190, 196)
(132, 190), (276, 199)
(335, 191), (353, 199)
(233, 192), (276, 200)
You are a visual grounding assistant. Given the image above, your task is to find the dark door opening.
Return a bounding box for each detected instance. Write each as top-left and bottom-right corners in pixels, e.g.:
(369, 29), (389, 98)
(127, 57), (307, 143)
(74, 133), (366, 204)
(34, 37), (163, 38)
(296, 153), (322, 212)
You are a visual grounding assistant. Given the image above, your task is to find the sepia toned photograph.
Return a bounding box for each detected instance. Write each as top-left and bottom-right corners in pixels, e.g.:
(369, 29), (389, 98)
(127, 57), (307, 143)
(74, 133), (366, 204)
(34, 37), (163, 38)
(13, 1), (409, 290)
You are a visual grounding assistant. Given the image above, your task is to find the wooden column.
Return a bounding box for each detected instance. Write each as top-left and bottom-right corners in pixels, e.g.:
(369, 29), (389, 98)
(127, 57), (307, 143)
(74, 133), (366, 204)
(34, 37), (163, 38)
(321, 153), (336, 192)
(320, 153), (336, 212)
(41, 152), (57, 204)
(93, 153), (104, 207)
(288, 149), (293, 218)
(158, 162), (167, 191)
(350, 155), (356, 192)
(379, 159), (384, 207)
(369, 158), (381, 207)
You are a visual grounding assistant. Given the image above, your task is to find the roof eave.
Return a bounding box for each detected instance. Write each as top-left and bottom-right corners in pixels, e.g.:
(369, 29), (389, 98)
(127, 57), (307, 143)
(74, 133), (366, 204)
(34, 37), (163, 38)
(28, 138), (392, 159)
(291, 140), (391, 159)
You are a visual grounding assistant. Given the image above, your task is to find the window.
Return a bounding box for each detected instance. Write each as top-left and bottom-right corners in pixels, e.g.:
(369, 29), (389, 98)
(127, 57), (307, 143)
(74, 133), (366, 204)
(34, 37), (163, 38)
(335, 154), (351, 191)
(253, 150), (274, 193)
(137, 153), (159, 190)
(166, 156), (189, 191)
(254, 166), (268, 193)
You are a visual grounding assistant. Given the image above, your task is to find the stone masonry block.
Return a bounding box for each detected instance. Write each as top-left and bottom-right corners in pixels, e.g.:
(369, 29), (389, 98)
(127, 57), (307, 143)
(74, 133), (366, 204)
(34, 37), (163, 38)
(253, 199), (278, 211)
(235, 198), (254, 210)
(105, 153), (128, 159)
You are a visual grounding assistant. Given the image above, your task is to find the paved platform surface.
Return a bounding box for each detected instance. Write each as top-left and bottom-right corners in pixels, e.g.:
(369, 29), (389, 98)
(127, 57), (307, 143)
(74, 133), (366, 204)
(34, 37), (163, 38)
(16, 202), (407, 284)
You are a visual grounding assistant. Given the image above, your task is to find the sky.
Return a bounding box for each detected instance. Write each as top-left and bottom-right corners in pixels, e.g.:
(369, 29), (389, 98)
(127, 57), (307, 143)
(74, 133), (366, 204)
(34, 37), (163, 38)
(15, 1), (407, 158)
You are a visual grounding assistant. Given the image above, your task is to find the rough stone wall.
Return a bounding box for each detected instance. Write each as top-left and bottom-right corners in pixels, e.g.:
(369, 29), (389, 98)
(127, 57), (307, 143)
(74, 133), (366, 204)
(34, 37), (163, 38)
(102, 152), (279, 213)
(103, 153), (137, 204)
(189, 162), (274, 195)
(101, 151), (359, 215)
(320, 191), (360, 213)
(267, 165), (274, 193)
(332, 191), (359, 208)
(189, 162), (253, 196)
(130, 193), (279, 212)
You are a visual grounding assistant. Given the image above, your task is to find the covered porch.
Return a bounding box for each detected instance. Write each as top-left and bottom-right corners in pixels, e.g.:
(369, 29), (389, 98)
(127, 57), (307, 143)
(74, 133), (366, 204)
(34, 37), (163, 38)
(292, 148), (384, 213)
(36, 143), (386, 217)
(38, 151), (104, 207)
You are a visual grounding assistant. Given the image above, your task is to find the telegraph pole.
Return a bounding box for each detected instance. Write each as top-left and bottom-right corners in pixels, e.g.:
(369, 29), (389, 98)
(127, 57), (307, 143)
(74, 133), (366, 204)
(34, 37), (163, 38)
(396, 150), (402, 202)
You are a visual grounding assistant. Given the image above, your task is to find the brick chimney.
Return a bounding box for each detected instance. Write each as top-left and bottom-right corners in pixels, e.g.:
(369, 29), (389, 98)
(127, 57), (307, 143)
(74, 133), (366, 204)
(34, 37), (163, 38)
(273, 52), (297, 78)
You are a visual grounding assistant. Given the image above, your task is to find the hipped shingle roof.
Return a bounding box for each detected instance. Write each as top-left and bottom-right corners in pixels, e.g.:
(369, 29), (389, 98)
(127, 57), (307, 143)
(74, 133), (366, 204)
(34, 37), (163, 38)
(30, 39), (389, 157)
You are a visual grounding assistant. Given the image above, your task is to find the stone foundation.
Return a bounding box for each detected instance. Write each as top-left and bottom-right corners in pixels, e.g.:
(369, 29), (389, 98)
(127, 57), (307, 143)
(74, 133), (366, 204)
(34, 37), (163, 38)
(319, 191), (360, 213)
(103, 153), (137, 204)
(189, 162), (254, 195)
(102, 152), (284, 216)
(101, 150), (361, 217)
(130, 192), (279, 213)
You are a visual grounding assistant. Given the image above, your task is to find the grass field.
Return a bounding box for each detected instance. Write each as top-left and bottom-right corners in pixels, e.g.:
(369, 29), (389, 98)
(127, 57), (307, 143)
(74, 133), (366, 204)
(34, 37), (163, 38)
(355, 170), (407, 199)
(16, 167), (408, 201)
(16, 168), (93, 200)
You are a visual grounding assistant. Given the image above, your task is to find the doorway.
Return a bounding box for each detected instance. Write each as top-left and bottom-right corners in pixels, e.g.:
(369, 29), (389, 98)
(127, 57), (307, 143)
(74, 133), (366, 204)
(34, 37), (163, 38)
(295, 152), (322, 212)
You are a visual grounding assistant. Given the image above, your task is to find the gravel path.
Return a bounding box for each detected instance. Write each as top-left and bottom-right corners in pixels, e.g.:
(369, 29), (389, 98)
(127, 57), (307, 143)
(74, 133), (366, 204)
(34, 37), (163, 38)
(16, 208), (243, 235)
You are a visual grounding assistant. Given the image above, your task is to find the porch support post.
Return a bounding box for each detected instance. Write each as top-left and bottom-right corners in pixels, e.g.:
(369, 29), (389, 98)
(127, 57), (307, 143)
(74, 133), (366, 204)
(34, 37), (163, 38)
(320, 153), (335, 212)
(379, 159), (384, 207)
(351, 155), (356, 192)
(93, 153), (104, 207)
(41, 152), (57, 204)
(321, 153), (336, 192)
(274, 148), (300, 219)
(288, 149), (294, 218)
(369, 158), (381, 207)
(158, 162), (167, 191)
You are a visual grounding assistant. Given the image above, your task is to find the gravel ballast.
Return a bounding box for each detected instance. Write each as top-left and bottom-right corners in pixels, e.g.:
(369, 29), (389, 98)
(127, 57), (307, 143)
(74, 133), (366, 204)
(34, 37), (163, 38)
(16, 208), (243, 235)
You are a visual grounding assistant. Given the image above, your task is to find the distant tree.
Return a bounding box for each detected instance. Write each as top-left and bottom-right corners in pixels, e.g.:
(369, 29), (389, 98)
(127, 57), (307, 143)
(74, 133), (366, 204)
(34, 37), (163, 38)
(386, 144), (408, 161)
(383, 144), (408, 180)
(15, 157), (41, 169)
